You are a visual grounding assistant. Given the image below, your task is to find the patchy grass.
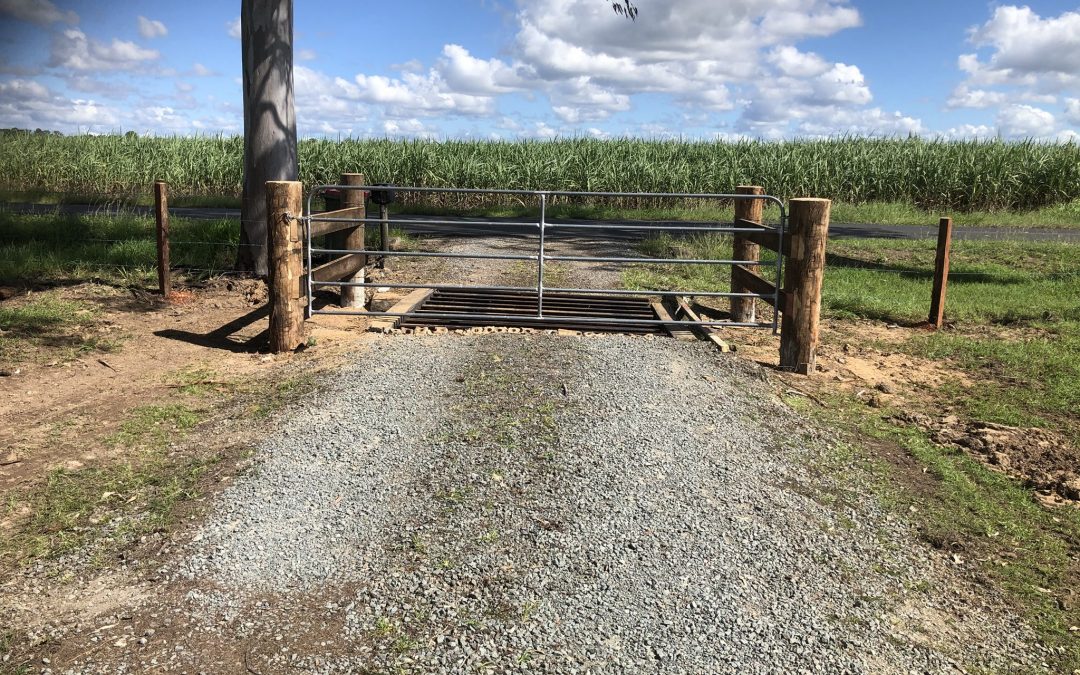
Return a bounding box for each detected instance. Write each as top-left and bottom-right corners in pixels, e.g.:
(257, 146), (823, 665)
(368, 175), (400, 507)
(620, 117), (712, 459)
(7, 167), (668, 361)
(1, 403), (209, 569)
(906, 323), (1080, 445)
(108, 404), (203, 451)
(0, 292), (121, 365)
(243, 372), (320, 420)
(167, 366), (230, 396)
(0, 360), (327, 573)
(821, 238), (1080, 447)
(806, 392), (1080, 673)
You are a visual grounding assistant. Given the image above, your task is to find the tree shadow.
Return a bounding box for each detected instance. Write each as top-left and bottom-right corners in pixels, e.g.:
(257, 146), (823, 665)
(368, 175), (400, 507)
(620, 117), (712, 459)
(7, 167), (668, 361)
(154, 304), (269, 353)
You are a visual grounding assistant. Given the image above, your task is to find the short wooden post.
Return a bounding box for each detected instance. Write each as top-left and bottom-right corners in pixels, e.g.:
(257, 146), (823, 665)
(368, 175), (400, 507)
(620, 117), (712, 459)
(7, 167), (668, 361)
(928, 217), (953, 328)
(731, 185), (764, 323)
(154, 180), (171, 297)
(267, 180), (305, 352)
(780, 198), (831, 375)
(338, 172), (366, 308)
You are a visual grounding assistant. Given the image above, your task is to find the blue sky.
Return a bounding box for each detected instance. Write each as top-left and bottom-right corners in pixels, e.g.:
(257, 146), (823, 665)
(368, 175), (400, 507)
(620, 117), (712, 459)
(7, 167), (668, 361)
(0, 0), (1078, 140)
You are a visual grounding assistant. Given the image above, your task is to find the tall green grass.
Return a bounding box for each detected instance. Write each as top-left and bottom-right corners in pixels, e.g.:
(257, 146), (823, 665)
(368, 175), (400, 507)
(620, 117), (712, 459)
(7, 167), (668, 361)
(0, 212), (239, 283)
(1, 133), (1078, 212)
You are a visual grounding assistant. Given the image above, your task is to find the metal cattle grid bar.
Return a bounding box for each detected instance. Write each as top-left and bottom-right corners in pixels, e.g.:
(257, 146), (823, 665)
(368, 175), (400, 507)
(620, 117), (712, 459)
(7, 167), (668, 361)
(302, 185), (787, 332)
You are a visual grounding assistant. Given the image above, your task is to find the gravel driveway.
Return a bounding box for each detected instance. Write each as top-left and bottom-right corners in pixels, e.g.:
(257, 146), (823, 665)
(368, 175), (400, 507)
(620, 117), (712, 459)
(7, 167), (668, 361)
(66, 333), (1041, 673)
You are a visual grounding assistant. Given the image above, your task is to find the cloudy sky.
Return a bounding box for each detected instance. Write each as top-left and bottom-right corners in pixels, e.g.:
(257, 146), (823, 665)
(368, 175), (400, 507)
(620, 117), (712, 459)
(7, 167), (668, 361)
(0, 0), (1078, 140)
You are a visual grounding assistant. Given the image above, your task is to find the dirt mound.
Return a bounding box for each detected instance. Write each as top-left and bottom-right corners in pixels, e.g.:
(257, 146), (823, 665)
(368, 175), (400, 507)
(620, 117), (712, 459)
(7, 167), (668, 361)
(894, 413), (1080, 506)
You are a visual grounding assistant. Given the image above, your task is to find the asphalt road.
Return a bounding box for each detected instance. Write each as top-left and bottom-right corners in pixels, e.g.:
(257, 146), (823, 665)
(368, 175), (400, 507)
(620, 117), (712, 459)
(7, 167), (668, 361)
(3, 201), (1079, 242)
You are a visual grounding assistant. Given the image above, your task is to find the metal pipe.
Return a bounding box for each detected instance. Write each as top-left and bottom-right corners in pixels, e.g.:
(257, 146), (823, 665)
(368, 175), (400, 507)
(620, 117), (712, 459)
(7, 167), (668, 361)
(310, 247), (536, 261)
(544, 287), (769, 299)
(312, 281), (535, 293)
(538, 193), (546, 317)
(303, 215), (313, 320)
(379, 204), (389, 270)
(544, 223), (780, 233)
(773, 212), (786, 335)
(543, 255), (766, 265)
(308, 184), (787, 211)
(307, 215), (541, 229)
(311, 279), (774, 300)
(310, 307), (772, 329)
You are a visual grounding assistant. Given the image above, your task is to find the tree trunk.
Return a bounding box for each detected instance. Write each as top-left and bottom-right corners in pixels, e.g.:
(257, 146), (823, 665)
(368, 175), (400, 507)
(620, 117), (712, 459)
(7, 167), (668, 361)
(238, 0), (297, 275)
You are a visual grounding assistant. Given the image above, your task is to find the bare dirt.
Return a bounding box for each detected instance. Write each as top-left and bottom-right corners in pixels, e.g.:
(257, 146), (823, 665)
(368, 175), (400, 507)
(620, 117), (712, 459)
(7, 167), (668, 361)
(0, 278), (367, 518)
(892, 412), (1080, 506)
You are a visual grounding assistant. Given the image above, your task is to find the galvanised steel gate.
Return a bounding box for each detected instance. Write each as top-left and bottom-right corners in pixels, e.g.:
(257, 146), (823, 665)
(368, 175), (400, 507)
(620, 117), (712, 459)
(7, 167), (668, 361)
(301, 186), (786, 332)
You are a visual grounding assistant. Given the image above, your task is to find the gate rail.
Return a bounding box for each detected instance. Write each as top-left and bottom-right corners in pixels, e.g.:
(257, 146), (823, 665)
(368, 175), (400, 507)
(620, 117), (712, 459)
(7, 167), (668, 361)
(301, 185), (787, 331)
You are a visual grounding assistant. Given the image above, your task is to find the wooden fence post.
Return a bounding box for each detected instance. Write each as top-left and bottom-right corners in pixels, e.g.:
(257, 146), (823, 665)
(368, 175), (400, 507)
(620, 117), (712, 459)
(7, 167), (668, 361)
(731, 185), (764, 323)
(780, 198), (831, 375)
(338, 173), (366, 308)
(267, 180), (305, 352)
(929, 217), (953, 328)
(154, 180), (171, 297)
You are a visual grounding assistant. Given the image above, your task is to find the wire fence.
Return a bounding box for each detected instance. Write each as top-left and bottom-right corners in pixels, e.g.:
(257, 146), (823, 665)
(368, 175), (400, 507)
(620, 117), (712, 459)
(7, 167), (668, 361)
(1, 192), (1076, 286)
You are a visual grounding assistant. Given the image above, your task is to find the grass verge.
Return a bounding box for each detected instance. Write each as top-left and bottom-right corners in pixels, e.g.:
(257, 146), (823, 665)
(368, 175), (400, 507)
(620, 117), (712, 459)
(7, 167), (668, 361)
(1, 402), (209, 569)
(801, 391), (1080, 672)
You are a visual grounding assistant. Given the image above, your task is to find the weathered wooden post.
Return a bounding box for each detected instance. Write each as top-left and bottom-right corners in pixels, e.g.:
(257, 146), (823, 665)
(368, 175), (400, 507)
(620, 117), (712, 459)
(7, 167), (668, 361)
(154, 180), (171, 297)
(267, 180), (304, 352)
(929, 217), (953, 329)
(780, 198), (831, 375)
(338, 172), (366, 308)
(731, 185), (765, 323)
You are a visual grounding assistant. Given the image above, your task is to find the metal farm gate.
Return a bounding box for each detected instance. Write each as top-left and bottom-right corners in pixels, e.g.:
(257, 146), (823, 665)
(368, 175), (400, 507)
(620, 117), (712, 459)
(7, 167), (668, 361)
(300, 185), (788, 334)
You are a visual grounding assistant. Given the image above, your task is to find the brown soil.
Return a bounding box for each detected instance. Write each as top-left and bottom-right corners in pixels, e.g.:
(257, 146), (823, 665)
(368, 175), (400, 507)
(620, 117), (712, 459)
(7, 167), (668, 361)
(889, 412), (1080, 506)
(0, 278), (365, 513)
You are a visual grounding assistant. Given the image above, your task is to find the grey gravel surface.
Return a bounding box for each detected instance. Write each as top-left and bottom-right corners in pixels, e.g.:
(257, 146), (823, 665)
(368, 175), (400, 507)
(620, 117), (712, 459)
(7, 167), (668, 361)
(58, 334), (1044, 673)
(3, 208), (1061, 675)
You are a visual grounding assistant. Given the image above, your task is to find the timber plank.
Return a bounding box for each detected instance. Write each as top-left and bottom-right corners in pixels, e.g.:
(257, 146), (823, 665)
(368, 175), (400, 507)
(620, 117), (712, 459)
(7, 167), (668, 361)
(734, 218), (790, 256)
(311, 253), (365, 283)
(369, 288), (434, 332)
(674, 296), (731, 353)
(650, 299), (696, 341)
(311, 206), (365, 237)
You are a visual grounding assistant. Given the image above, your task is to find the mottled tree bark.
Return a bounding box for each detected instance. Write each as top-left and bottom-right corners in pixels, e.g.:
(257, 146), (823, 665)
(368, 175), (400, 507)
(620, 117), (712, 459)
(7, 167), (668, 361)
(237, 0), (297, 275)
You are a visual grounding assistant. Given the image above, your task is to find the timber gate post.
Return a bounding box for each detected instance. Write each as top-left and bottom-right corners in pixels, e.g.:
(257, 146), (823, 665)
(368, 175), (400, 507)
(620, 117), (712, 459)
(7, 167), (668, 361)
(779, 198), (831, 374)
(337, 173), (366, 308)
(267, 180), (305, 352)
(730, 185), (765, 323)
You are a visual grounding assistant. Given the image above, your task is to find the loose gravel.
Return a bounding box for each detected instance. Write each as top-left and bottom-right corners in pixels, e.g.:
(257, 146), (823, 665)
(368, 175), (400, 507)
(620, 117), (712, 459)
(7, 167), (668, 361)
(91, 334), (1042, 673)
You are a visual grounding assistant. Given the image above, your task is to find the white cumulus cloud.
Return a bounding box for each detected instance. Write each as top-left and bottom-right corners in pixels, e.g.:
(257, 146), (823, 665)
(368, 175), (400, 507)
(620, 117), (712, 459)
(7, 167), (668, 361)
(137, 16), (167, 39)
(996, 104), (1056, 139)
(947, 86), (1007, 110)
(323, 0), (910, 137)
(49, 29), (159, 71)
